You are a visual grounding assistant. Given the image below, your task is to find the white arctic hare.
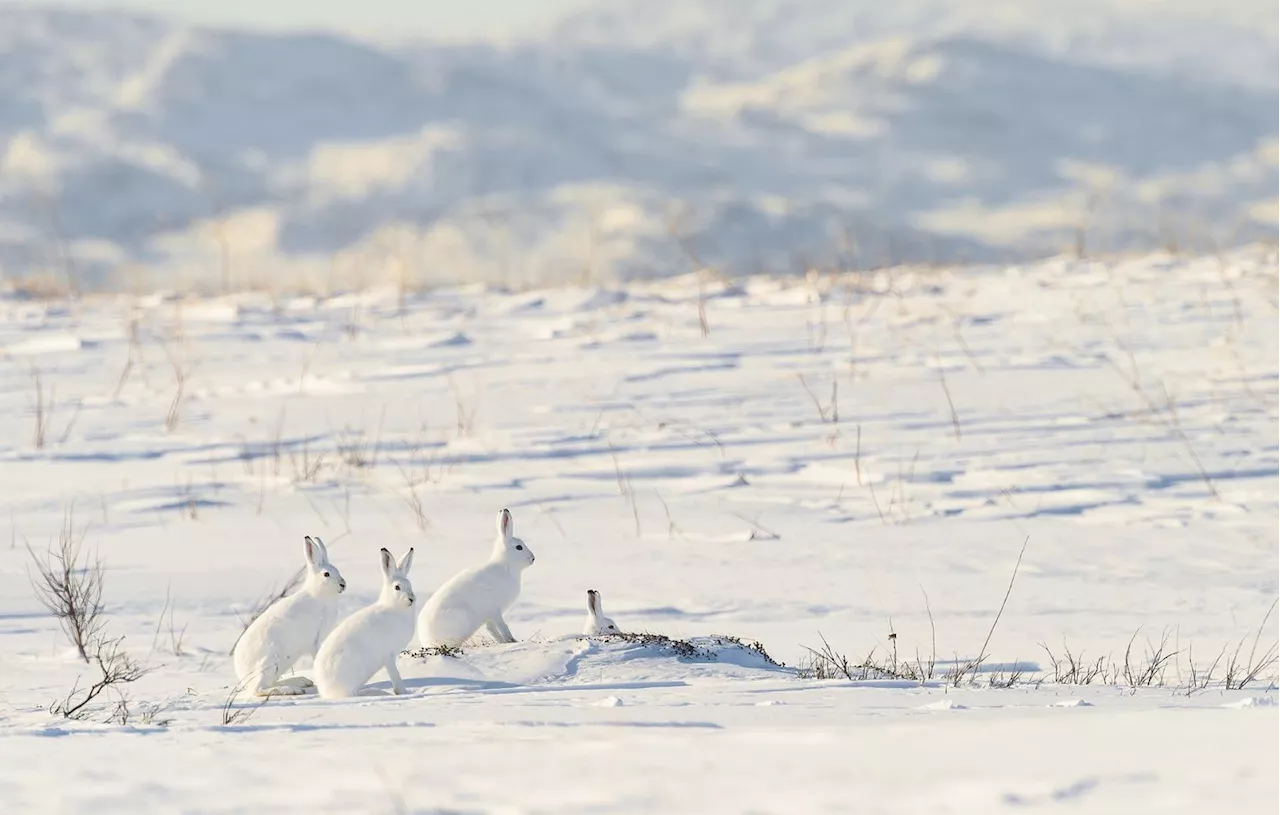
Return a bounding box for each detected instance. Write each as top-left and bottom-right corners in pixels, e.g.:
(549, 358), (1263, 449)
(232, 536), (346, 696)
(582, 589), (620, 636)
(314, 547), (417, 698)
(417, 508), (535, 647)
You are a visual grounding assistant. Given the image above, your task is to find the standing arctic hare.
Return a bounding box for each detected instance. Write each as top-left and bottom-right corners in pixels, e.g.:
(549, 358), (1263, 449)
(583, 589), (620, 636)
(232, 536), (346, 696)
(314, 547), (417, 698)
(417, 508), (534, 647)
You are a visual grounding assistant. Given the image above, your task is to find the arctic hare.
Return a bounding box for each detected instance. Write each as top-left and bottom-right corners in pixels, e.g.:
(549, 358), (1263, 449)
(232, 536), (346, 696)
(417, 508), (534, 647)
(314, 547), (417, 698)
(582, 589), (620, 636)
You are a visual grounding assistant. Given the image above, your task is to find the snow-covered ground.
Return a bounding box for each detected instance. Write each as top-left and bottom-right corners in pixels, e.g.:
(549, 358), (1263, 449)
(0, 1), (1276, 288)
(0, 247), (1276, 813)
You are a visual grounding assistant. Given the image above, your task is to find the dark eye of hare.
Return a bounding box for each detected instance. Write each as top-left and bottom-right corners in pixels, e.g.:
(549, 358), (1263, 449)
(323, 571), (330, 577)
(515, 544), (524, 550)
(394, 585), (401, 591)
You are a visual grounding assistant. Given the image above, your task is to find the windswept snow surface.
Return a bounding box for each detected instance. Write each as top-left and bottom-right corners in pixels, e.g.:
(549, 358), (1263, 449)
(0, 1), (1276, 288)
(0, 248), (1277, 812)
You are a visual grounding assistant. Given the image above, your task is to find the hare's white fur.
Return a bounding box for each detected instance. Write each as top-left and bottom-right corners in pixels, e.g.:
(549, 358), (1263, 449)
(417, 508), (535, 647)
(582, 589), (620, 636)
(314, 547), (417, 698)
(232, 536), (346, 696)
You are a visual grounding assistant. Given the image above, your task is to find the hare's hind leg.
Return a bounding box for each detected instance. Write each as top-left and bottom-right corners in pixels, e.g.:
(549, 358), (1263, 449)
(484, 616), (516, 644)
(384, 657), (407, 695)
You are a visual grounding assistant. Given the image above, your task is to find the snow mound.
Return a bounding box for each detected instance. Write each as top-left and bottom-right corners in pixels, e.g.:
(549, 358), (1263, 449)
(403, 635), (790, 686)
(1222, 696), (1278, 709)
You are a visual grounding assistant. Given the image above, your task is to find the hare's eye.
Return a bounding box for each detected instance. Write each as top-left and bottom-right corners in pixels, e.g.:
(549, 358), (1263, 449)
(515, 544), (524, 551)
(323, 571), (331, 578)
(394, 585), (401, 591)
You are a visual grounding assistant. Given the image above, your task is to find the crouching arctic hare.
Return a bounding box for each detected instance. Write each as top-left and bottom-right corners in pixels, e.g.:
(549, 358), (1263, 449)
(417, 508), (535, 647)
(582, 589), (620, 636)
(314, 547), (417, 698)
(232, 536), (346, 696)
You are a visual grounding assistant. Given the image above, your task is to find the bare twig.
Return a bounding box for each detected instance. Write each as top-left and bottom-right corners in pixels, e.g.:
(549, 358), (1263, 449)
(50, 636), (150, 719)
(26, 507), (102, 662)
(949, 535), (1029, 684)
(220, 676), (271, 725)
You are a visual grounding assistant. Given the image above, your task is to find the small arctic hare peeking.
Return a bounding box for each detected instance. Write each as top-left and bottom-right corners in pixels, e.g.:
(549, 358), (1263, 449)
(314, 547), (417, 698)
(582, 589), (620, 636)
(417, 508), (535, 647)
(232, 536), (346, 696)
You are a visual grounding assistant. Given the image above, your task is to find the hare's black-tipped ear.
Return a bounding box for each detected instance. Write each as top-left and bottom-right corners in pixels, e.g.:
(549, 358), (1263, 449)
(587, 589), (598, 615)
(303, 536), (319, 566)
(397, 547), (415, 575)
(497, 508), (513, 540)
(379, 547), (394, 579)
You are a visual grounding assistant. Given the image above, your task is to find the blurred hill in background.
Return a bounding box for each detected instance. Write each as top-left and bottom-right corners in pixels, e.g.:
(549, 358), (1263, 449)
(1, 0), (1276, 290)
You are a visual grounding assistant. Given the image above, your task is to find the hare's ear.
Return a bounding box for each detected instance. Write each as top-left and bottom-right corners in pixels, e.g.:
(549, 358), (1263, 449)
(311, 536), (329, 563)
(496, 508), (513, 541)
(397, 547), (415, 576)
(587, 590), (598, 615)
(303, 536), (320, 567)
(379, 547), (395, 580)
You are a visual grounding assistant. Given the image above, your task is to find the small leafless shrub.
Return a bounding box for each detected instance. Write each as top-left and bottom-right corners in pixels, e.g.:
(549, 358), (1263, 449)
(113, 306), (147, 399)
(608, 443), (642, 536)
(32, 366), (49, 449)
(797, 373), (839, 425)
(935, 356), (962, 440)
(26, 507), (103, 662)
(1038, 641), (1110, 685)
(730, 511), (781, 541)
(150, 585), (187, 657)
(30, 367), (80, 449)
(985, 665), (1025, 688)
(220, 676), (271, 725)
(797, 633), (933, 682)
(107, 696), (172, 727)
(945, 535), (1029, 686)
(1223, 599), (1279, 690)
(395, 463), (430, 532)
(50, 636), (150, 720)
(447, 376), (479, 437)
(334, 417), (383, 473)
(1120, 628), (1179, 688)
(160, 319), (191, 433)
(286, 436), (328, 484)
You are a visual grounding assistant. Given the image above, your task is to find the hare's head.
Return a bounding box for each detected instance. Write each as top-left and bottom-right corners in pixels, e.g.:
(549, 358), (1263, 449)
(586, 589), (620, 635)
(492, 508), (535, 570)
(378, 547), (416, 609)
(302, 536), (346, 596)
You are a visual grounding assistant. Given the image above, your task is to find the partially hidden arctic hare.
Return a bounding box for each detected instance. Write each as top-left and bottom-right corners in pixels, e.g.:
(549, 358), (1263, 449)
(582, 589), (620, 636)
(232, 536), (346, 696)
(314, 547), (417, 698)
(417, 508), (535, 647)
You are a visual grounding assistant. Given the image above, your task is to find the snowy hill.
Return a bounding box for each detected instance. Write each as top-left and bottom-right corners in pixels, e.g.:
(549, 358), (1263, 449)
(0, 2), (1276, 289)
